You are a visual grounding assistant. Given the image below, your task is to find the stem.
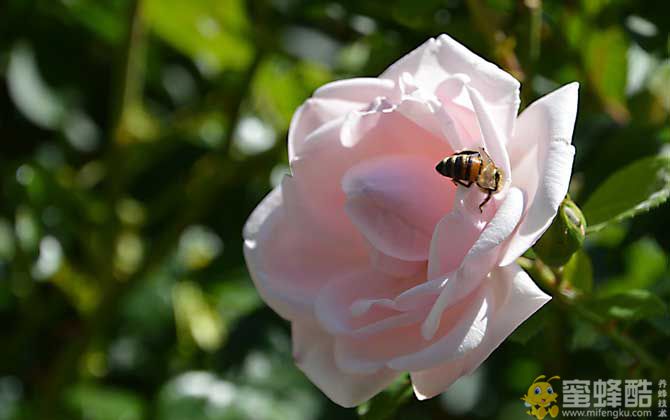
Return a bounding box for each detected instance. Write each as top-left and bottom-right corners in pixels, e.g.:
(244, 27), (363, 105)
(111, 0), (145, 144)
(519, 257), (665, 375)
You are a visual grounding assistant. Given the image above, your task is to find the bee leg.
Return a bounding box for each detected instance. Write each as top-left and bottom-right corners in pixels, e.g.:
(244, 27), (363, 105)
(454, 180), (473, 188)
(478, 191), (493, 212)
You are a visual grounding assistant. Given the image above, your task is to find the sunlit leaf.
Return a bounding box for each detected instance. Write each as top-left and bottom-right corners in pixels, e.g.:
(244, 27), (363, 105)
(144, 0), (253, 75)
(593, 289), (667, 322)
(252, 56), (332, 131)
(583, 27), (629, 120)
(583, 155), (670, 232)
(65, 384), (145, 420)
(562, 250), (593, 295)
(58, 0), (127, 44)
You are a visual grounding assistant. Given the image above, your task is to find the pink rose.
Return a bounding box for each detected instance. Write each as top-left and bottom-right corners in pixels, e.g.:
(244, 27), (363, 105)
(243, 34), (578, 407)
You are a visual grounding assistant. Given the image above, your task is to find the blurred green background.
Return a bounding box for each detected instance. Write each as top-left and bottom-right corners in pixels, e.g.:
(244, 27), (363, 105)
(0, 0), (668, 419)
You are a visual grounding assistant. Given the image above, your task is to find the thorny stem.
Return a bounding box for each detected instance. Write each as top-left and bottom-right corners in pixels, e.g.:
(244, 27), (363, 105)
(518, 257), (665, 375)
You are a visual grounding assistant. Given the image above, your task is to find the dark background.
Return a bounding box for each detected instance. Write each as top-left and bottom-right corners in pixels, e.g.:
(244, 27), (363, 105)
(0, 0), (668, 419)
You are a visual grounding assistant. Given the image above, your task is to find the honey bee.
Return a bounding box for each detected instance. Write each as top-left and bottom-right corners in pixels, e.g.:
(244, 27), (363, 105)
(435, 148), (504, 211)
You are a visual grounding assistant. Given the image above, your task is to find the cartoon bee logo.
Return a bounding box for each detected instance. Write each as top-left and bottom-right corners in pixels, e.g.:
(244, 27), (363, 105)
(521, 375), (561, 420)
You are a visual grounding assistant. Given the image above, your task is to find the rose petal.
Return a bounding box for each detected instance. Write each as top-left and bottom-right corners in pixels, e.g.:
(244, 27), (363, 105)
(427, 205), (485, 280)
(243, 177), (367, 321)
(289, 78), (396, 161)
(333, 285), (483, 374)
(499, 83), (578, 266)
(342, 155), (454, 261)
(292, 322), (398, 407)
(369, 246), (426, 278)
(422, 187), (524, 339)
(293, 103), (450, 233)
(465, 85), (511, 185)
(410, 263), (550, 400)
(387, 286), (491, 372)
(381, 34), (520, 139)
(314, 269), (423, 338)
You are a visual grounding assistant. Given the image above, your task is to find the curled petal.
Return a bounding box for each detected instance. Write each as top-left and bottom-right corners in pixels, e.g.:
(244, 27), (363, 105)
(333, 284), (484, 374)
(422, 187), (524, 339)
(427, 206), (484, 280)
(289, 78), (396, 161)
(410, 263), (550, 400)
(381, 34), (520, 139)
(387, 286), (491, 371)
(292, 322), (398, 407)
(500, 83), (578, 266)
(314, 269), (423, 338)
(465, 86), (511, 185)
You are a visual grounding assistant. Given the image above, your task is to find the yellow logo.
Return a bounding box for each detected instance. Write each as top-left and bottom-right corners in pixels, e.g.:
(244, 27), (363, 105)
(522, 375), (561, 419)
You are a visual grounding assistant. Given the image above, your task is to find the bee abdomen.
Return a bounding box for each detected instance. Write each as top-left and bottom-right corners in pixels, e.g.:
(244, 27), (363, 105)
(436, 156), (455, 178)
(436, 154), (482, 182)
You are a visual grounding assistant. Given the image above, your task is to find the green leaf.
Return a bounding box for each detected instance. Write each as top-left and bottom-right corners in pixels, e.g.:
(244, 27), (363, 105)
(583, 27), (628, 119)
(582, 155), (670, 232)
(65, 384), (145, 420)
(570, 321), (600, 351)
(593, 289), (667, 322)
(357, 375), (413, 420)
(562, 250), (593, 294)
(252, 57), (331, 131)
(598, 237), (667, 296)
(144, 0), (253, 75)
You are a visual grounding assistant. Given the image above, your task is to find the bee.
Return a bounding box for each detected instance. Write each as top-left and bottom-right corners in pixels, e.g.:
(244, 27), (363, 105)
(435, 148), (504, 211)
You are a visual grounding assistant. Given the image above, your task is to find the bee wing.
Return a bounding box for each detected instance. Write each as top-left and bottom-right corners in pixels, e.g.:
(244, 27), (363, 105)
(478, 147), (494, 165)
(454, 149), (479, 156)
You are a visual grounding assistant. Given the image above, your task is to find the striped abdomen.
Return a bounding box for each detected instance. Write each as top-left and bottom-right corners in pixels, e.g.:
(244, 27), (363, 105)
(436, 153), (482, 183)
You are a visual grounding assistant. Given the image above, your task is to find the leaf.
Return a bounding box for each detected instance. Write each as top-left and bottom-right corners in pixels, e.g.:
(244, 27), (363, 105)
(593, 289), (667, 322)
(598, 237), (667, 296)
(583, 27), (629, 121)
(65, 384), (145, 420)
(562, 250), (593, 294)
(144, 0), (253, 75)
(582, 155), (670, 232)
(569, 321), (600, 351)
(252, 57), (331, 131)
(357, 375), (414, 420)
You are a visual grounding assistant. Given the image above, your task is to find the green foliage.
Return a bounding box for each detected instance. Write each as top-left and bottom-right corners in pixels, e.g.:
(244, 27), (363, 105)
(592, 289), (667, 322)
(583, 28), (628, 119)
(65, 384), (145, 420)
(582, 155), (670, 232)
(562, 250), (594, 295)
(357, 375), (414, 420)
(144, 0), (253, 74)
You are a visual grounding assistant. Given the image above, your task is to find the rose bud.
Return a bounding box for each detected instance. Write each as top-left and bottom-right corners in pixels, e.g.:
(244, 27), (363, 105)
(533, 197), (587, 267)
